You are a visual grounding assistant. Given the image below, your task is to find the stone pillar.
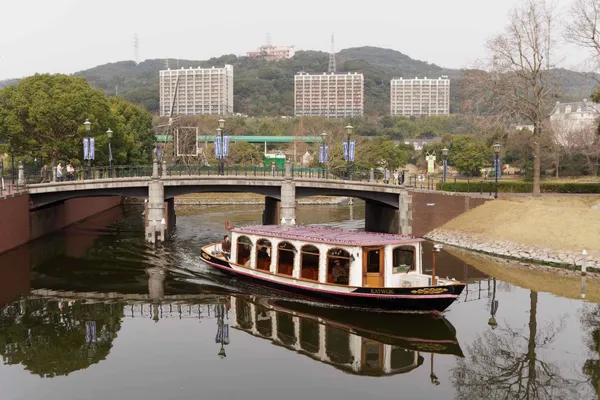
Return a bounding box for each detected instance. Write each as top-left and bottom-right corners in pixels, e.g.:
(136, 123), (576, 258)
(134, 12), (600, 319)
(161, 159), (167, 178)
(146, 267), (165, 300)
(280, 181), (296, 226)
(364, 200), (400, 234)
(262, 197), (280, 225)
(369, 168), (375, 183)
(17, 161), (25, 188)
(399, 190), (412, 235)
(146, 179), (165, 243)
(152, 158), (159, 179)
(164, 197), (176, 232)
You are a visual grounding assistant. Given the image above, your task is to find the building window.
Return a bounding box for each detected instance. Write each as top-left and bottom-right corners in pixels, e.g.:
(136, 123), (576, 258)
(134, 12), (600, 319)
(256, 239), (272, 271)
(327, 248), (351, 285)
(300, 245), (320, 281)
(277, 241), (296, 276)
(392, 246), (415, 273)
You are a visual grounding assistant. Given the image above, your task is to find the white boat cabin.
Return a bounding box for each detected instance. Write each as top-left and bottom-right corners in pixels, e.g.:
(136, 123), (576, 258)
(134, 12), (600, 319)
(224, 225), (434, 289)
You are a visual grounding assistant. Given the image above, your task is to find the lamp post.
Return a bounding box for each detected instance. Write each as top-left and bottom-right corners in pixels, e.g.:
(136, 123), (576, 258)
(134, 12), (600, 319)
(106, 128), (113, 169)
(344, 125), (353, 180)
(442, 147), (448, 184)
(488, 278), (498, 329)
(217, 118), (226, 176)
(493, 143), (501, 199)
(84, 118), (92, 179)
(215, 304), (229, 359)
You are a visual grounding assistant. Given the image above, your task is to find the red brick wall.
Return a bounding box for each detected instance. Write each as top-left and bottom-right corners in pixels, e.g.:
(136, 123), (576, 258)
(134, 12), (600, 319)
(409, 191), (490, 237)
(0, 194), (30, 254)
(0, 246), (31, 307)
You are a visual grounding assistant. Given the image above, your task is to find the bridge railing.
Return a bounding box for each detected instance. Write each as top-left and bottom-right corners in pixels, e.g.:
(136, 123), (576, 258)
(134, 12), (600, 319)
(24, 165), (154, 184)
(165, 164), (286, 177)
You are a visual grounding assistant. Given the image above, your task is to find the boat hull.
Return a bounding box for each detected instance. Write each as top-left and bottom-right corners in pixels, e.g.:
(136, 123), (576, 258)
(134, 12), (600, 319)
(200, 248), (465, 312)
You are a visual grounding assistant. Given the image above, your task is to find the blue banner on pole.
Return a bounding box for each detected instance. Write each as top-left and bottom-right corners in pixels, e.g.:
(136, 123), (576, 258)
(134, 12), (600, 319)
(108, 143), (113, 163)
(83, 137), (89, 160)
(89, 137), (95, 160)
(223, 135), (229, 157)
(443, 159), (447, 180)
(215, 135), (222, 158)
(343, 142), (349, 162)
(349, 140), (355, 162)
(319, 145), (324, 163)
(324, 145), (329, 162)
(494, 159), (502, 178)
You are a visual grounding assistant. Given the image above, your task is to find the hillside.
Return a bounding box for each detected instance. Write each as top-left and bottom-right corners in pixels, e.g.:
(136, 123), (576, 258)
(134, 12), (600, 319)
(2, 47), (598, 116)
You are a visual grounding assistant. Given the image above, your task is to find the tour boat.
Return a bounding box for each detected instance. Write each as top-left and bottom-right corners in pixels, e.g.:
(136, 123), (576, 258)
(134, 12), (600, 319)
(200, 225), (466, 312)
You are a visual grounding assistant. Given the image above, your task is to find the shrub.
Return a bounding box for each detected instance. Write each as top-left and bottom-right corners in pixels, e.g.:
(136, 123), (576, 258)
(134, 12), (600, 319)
(436, 181), (600, 193)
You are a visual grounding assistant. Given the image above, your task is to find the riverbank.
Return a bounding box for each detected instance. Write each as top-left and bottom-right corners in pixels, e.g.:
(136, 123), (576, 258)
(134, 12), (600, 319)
(425, 196), (600, 270)
(125, 193), (349, 205)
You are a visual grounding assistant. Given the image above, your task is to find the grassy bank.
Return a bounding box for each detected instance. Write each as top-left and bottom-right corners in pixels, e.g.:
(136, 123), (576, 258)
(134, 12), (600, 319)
(441, 196), (600, 253)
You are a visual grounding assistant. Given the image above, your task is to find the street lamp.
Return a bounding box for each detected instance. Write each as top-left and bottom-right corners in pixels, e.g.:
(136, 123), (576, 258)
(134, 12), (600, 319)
(488, 278), (498, 329)
(442, 147), (449, 184)
(84, 119), (92, 179)
(106, 128), (113, 169)
(493, 143), (502, 199)
(217, 119), (226, 176)
(345, 124), (353, 180)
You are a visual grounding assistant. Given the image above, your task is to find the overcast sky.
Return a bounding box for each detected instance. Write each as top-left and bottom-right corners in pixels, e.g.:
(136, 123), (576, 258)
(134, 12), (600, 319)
(0, 0), (582, 80)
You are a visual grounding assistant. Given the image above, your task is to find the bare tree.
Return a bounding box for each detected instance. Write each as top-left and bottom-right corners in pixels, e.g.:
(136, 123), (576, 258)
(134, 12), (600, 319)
(463, 0), (559, 196)
(565, 0), (600, 72)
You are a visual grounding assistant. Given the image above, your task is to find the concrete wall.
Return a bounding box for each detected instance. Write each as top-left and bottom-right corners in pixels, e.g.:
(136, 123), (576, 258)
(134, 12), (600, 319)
(0, 246), (31, 307)
(409, 191), (490, 237)
(0, 195), (122, 254)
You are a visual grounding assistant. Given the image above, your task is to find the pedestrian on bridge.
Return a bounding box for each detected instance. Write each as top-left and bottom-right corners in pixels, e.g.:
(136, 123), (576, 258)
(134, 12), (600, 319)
(56, 162), (63, 182)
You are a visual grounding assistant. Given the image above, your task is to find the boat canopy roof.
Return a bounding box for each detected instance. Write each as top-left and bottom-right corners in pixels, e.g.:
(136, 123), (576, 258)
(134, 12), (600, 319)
(231, 225), (423, 246)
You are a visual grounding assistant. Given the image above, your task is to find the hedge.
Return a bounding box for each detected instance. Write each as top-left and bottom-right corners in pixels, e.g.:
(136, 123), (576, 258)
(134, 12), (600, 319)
(436, 181), (600, 193)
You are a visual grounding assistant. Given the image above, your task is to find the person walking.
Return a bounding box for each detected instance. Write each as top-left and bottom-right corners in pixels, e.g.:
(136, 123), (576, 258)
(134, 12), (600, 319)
(56, 162), (63, 182)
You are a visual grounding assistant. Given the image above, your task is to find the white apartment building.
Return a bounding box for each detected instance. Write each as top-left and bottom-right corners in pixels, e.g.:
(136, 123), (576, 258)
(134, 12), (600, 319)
(549, 99), (600, 147)
(294, 72), (364, 118)
(247, 45), (295, 61)
(159, 65), (234, 116)
(390, 76), (450, 117)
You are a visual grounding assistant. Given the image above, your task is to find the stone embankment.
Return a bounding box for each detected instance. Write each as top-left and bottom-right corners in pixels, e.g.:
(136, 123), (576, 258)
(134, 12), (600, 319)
(426, 229), (600, 270)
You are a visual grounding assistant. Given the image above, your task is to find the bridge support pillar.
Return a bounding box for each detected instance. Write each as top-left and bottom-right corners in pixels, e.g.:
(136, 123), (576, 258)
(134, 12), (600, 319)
(164, 197), (176, 232)
(146, 179), (166, 243)
(280, 180), (296, 226)
(398, 190), (412, 235)
(365, 200), (400, 234)
(262, 197), (280, 225)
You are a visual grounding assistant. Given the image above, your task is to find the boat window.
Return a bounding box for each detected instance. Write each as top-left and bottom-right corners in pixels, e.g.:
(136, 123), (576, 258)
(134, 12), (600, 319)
(277, 241), (296, 276)
(390, 346), (417, 370)
(392, 246), (415, 273)
(277, 313), (296, 346)
(255, 307), (272, 337)
(361, 341), (383, 372)
(326, 326), (353, 364)
(300, 318), (320, 354)
(236, 236), (252, 266)
(327, 248), (351, 285)
(256, 239), (272, 271)
(300, 245), (320, 281)
(235, 298), (253, 330)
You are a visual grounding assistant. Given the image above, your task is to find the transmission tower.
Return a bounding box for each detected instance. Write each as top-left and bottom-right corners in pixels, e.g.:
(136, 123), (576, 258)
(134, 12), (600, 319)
(328, 34), (336, 73)
(133, 34), (140, 64)
(266, 32), (272, 47)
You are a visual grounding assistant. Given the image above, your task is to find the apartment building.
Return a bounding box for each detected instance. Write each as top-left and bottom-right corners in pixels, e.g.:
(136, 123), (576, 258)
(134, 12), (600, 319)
(294, 72), (364, 118)
(549, 99), (600, 147)
(159, 65), (234, 116)
(247, 45), (295, 61)
(390, 76), (450, 116)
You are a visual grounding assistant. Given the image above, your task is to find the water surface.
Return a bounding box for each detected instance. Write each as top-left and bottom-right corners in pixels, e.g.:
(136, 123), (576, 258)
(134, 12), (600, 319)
(0, 203), (598, 400)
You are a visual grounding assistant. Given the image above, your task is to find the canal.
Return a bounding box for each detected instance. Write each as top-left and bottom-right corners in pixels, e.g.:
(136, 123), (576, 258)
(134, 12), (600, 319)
(0, 203), (598, 399)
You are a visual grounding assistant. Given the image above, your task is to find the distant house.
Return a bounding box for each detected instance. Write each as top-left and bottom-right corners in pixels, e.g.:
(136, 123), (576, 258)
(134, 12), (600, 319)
(513, 124), (534, 132)
(549, 99), (600, 147)
(399, 137), (443, 151)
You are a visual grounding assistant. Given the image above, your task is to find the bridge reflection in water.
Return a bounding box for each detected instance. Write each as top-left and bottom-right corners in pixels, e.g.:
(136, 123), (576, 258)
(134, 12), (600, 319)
(1, 290), (462, 380)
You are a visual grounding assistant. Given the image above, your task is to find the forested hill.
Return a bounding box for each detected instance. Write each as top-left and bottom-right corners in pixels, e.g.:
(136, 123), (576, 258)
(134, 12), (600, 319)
(3, 47), (598, 116)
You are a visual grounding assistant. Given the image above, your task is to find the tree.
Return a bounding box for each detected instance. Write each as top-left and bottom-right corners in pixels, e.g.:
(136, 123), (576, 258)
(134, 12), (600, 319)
(565, 0), (600, 72)
(228, 141), (263, 166)
(0, 74), (154, 167)
(449, 136), (491, 176)
(462, 0), (559, 195)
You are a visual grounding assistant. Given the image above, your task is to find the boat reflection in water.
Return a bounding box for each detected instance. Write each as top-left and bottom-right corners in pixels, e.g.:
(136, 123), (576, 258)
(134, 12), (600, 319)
(227, 296), (463, 377)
